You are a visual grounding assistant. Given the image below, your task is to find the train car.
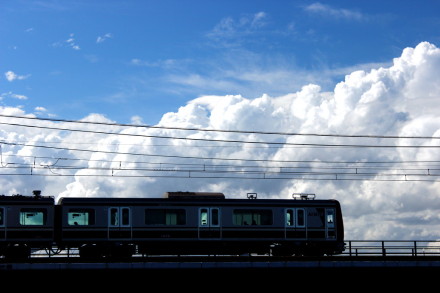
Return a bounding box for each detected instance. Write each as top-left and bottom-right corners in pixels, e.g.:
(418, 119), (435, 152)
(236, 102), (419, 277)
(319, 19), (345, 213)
(0, 191), (55, 258)
(57, 192), (344, 258)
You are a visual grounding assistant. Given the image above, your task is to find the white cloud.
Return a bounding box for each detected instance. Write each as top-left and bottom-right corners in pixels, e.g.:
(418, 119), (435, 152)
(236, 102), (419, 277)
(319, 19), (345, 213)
(1, 42), (440, 241)
(53, 33), (80, 50)
(66, 34), (80, 50)
(96, 33), (113, 43)
(130, 115), (144, 125)
(12, 94), (27, 100)
(130, 58), (181, 69)
(250, 11), (267, 28)
(1, 91), (28, 100)
(207, 11), (268, 41)
(304, 2), (365, 21)
(35, 107), (47, 112)
(5, 71), (30, 82)
(164, 47), (388, 98)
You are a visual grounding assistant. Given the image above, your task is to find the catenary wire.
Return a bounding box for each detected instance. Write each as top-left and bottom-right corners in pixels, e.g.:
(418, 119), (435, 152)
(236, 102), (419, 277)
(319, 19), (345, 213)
(1, 114), (440, 140)
(1, 122), (439, 148)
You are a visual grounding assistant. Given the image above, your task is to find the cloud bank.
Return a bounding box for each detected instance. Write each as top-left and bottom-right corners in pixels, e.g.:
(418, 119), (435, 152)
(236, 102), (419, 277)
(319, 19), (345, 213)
(1, 42), (440, 240)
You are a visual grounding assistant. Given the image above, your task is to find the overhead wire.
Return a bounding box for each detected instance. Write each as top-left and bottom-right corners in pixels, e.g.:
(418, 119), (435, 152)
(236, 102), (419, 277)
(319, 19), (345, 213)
(1, 114), (440, 181)
(1, 144), (439, 182)
(1, 121), (439, 148)
(1, 113), (439, 140)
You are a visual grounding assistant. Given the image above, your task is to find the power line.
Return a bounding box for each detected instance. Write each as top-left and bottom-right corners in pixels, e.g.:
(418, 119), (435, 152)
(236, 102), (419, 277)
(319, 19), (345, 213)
(3, 152), (440, 167)
(3, 154), (439, 173)
(0, 140), (298, 163)
(2, 114), (440, 183)
(1, 169), (438, 182)
(1, 113), (439, 140)
(1, 122), (439, 148)
(2, 147), (440, 181)
(3, 140), (440, 171)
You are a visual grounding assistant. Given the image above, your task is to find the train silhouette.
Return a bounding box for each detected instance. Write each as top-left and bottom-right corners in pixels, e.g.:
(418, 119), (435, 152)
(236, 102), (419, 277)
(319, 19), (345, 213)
(0, 190), (344, 258)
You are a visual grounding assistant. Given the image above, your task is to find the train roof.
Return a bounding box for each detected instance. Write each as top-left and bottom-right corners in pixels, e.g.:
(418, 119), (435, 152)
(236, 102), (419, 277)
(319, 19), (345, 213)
(57, 192), (340, 207)
(0, 194), (54, 205)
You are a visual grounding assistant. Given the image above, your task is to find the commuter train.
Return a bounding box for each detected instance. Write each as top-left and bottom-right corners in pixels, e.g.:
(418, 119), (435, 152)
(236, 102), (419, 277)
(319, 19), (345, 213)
(0, 191), (344, 259)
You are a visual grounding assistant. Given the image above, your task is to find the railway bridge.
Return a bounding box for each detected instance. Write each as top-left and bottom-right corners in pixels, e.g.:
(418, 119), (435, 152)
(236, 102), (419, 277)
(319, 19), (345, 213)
(1, 240), (440, 279)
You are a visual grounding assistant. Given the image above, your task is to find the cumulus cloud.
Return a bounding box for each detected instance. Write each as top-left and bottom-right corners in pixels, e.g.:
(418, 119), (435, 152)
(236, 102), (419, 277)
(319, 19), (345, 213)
(1, 42), (440, 241)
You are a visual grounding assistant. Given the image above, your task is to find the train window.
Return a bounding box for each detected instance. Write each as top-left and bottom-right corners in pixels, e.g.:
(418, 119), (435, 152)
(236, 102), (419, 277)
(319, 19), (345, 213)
(20, 209), (47, 225)
(297, 209), (305, 227)
(233, 209), (272, 226)
(286, 209), (294, 226)
(198, 208), (220, 227)
(200, 208), (208, 226)
(145, 209), (186, 225)
(121, 208), (130, 226)
(0, 208), (3, 226)
(110, 208), (119, 226)
(211, 209), (219, 226)
(68, 209), (95, 226)
(326, 209), (335, 228)
(109, 207), (131, 227)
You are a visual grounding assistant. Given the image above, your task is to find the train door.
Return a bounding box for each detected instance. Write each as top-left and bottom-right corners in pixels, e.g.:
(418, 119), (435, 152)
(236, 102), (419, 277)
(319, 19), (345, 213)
(108, 207), (132, 239)
(198, 207), (221, 238)
(285, 208), (306, 238)
(325, 208), (336, 239)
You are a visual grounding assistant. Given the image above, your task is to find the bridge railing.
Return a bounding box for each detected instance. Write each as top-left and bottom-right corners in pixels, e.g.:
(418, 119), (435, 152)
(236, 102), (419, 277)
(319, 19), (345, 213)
(342, 240), (440, 257)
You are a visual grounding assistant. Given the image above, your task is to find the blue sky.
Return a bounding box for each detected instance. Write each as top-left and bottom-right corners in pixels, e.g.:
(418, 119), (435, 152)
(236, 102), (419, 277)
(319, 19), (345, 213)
(2, 0), (439, 124)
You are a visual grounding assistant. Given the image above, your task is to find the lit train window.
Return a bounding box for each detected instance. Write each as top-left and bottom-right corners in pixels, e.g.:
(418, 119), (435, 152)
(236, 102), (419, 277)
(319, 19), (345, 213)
(68, 209), (95, 225)
(145, 209), (186, 225)
(0, 208), (3, 226)
(200, 208), (208, 226)
(198, 208), (220, 227)
(326, 209), (335, 228)
(20, 209), (47, 225)
(233, 209), (272, 225)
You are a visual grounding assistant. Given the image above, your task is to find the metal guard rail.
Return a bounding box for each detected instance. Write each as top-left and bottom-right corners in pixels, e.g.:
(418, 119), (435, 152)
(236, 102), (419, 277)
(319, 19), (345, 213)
(343, 240), (440, 257)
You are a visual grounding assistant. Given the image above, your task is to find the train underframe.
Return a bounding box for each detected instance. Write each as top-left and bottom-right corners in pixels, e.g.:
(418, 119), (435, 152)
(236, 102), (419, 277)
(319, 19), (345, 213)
(72, 239), (344, 258)
(0, 240), (344, 259)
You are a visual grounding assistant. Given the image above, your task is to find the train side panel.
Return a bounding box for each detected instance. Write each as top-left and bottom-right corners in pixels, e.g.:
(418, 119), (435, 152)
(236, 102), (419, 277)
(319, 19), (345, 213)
(57, 196), (344, 257)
